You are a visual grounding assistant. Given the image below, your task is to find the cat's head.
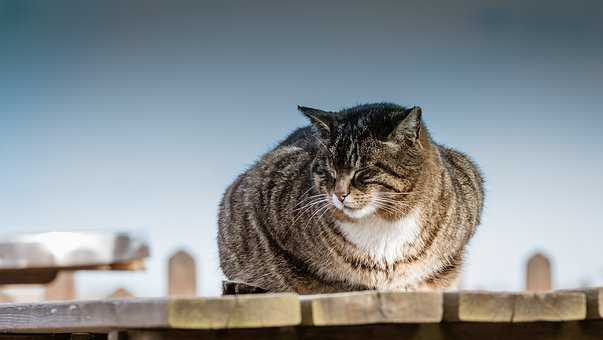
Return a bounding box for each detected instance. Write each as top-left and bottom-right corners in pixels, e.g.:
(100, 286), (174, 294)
(300, 103), (427, 220)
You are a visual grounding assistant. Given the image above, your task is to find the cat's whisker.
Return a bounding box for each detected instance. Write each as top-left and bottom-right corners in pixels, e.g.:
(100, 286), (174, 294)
(379, 191), (420, 196)
(293, 197), (329, 212)
(372, 198), (411, 208)
(372, 200), (409, 214)
(315, 205), (333, 224)
(374, 203), (399, 216)
(295, 187), (318, 204)
(294, 193), (327, 208)
(292, 202), (330, 225)
(389, 192), (424, 197)
(304, 202), (331, 229)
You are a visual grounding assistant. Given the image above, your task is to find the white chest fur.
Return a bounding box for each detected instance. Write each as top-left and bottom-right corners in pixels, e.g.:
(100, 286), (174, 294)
(336, 208), (422, 264)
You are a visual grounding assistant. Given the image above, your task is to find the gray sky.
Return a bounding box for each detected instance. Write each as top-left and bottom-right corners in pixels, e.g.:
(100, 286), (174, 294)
(1, 0), (602, 297)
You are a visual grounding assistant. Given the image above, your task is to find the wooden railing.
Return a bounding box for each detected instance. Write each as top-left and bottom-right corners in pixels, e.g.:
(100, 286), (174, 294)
(0, 289), (601, 339)
(0, 250), (565, 302)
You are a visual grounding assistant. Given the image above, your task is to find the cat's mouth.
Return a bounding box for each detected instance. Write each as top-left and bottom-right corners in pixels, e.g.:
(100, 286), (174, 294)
(331, 194), (377, 219)
(341, 204), (377, 219)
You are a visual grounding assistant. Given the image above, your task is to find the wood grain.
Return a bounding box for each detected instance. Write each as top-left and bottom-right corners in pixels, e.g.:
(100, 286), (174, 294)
(584, 288), (603, 319)
(444, 291), (586, 322)
(302, 291), (443, 326)
(0, 299), (168, 332)
(168, 294), (301, 329)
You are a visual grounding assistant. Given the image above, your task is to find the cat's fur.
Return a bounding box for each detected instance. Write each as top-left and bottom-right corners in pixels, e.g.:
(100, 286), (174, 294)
(218, 103), (484, 293)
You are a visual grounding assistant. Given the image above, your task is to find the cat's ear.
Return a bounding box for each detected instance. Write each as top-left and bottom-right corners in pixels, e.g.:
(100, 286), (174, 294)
(387, 106), (422, 144)
(298, 105), (334, 136)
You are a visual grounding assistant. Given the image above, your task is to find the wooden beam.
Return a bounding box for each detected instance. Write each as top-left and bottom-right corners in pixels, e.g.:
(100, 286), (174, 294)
(168, 294), (301, 329)
(0, 299), (168, 333)
(301, 291), (442, 326)
(0, 269), (58, 285)
(126, 322), (603, 340)
(0, 295), (301, 332)
(444, 291), (586, 322)
(584, 287), (603, 319)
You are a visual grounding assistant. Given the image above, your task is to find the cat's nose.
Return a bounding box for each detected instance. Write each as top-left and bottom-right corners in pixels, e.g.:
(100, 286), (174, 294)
(335, 191), (349, 203)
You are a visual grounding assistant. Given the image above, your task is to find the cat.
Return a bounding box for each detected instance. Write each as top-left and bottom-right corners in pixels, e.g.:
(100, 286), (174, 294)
(218, 103), (484, 293)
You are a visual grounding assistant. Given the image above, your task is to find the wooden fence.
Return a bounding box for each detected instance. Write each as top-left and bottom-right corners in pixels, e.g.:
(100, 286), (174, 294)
(0, 251), (555, 302)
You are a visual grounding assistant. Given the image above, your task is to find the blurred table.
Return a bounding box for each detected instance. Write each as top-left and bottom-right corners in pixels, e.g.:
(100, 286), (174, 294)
(0, 231), (149, 285)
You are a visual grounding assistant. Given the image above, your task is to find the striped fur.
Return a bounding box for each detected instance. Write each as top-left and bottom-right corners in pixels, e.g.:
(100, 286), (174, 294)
(218, 103), (484, 293)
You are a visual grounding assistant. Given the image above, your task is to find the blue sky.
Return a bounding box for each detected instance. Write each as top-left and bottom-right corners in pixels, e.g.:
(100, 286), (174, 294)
(1, 0), (602, 297)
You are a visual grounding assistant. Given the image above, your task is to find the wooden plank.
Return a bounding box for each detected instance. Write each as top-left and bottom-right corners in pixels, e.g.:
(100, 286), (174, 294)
(126, 322), (603, 340)
(168, 251), (197, 297)
(0, 231), (149, 271)
(444, 291), (586, 322)
(582, 288), (602, 319)
(513, 292), (585, 322)
(526, 253), (552, 291)
(444, 291), (514, 322)
(0, 299), (168, 332)
(301, 291), (442, 326)
(0, 269), (58, 285)
(45, 272), (76, 301)
(168, 294), (301, 329)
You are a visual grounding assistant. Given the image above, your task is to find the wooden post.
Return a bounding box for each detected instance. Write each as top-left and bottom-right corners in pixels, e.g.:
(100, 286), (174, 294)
(168, 250), (197, 297)
(45, 271), (77, 301)
(526, 253), (552, 291)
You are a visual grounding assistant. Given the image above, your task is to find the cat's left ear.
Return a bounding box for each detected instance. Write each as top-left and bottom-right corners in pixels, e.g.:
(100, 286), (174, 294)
(298, 105), (335, 136)
(387, 106), (422, 144)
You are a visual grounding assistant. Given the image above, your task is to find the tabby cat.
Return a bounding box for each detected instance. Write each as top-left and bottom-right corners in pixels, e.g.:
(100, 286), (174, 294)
(218, 103), (484, 293)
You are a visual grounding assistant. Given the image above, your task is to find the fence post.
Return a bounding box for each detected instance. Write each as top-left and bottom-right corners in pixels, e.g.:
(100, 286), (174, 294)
(526, 252), (552, 291)
(168, 250), (197, 297)
(45, 271), (77, 301)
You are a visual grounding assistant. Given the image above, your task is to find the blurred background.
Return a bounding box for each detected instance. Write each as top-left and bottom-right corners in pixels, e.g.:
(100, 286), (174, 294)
(1, 0), (602, 299)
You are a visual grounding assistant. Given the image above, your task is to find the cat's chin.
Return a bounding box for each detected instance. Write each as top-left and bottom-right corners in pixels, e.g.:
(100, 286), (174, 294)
(341, 204), (377, 220)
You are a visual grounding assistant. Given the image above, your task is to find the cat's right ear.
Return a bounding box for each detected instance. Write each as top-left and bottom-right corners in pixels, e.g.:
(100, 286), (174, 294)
(298, 106), (334, 136)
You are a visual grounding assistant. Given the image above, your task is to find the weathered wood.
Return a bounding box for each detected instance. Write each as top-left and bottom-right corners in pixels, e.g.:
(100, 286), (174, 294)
(584, 288), (603, 319)
(45, 272), (77, 301)
(0, 232), (149, 271)
(0, 269), (59, 285)
(168, 294), (301, 329)
(301, 291), (443, 326)
(0, 335), (74, 340)
(0, 295), (301, 332)
(0, 299), (168, 333)
(126, 322), (603, 340)
(513, 292), (585, 322)
(444, 291), (586, 322)
(526, 253), (552, 291)
(168, 251), (197, 297)
(444, 291), (514, 322)
(109, 260), (146, 271)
